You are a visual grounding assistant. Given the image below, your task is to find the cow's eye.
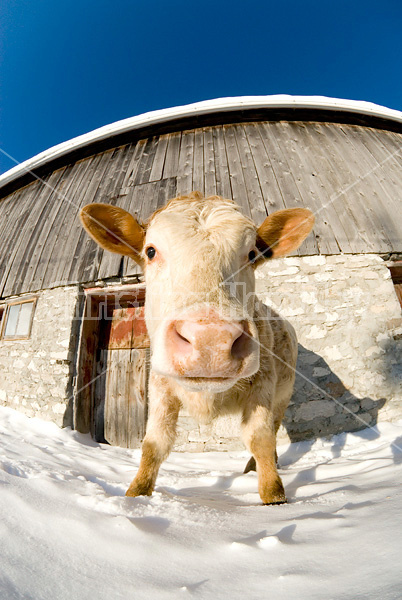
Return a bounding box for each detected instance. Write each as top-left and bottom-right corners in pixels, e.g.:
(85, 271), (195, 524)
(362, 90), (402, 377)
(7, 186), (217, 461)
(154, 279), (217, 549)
(146, 246), (156, 260)
(248, 250), (257, 263)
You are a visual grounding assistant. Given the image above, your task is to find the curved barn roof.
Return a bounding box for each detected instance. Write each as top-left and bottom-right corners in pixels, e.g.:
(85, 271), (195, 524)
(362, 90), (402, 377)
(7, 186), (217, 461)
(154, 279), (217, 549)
(0, 95), (401, 297)
(1, 95), (402, 194)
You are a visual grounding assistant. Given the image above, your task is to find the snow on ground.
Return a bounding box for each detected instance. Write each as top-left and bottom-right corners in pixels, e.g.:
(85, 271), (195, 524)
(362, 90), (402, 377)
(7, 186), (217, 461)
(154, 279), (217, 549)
(0, 406), (401, 600)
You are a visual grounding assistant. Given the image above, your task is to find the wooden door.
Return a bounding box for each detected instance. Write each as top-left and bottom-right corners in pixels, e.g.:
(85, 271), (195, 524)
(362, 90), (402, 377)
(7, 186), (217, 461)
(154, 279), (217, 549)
(93, 305), (150, 448)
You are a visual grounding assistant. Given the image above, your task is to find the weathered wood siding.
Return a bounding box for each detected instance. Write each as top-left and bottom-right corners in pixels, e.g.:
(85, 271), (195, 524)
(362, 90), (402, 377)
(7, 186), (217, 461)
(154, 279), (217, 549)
(1, 121), (401, 296)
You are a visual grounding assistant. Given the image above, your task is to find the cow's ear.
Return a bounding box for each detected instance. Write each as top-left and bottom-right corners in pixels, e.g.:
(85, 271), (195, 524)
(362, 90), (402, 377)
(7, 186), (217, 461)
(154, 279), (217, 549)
(256, 208), (315, 260)
(80, 203), (145, 265)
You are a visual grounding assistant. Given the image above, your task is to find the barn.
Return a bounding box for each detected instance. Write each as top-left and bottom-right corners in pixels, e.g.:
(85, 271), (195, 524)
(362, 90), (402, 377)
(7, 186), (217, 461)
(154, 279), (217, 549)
(0, 95), (401, 450)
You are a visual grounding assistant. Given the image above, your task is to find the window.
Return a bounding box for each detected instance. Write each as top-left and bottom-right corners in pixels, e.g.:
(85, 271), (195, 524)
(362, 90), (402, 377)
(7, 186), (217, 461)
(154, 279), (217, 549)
(0, 306), (5, 336)
(2, 298), (37, 340)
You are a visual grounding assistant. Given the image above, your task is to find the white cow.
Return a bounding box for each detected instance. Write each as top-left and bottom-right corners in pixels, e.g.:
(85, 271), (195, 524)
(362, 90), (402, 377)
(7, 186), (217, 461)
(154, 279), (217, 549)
(80, 192), (314, 504)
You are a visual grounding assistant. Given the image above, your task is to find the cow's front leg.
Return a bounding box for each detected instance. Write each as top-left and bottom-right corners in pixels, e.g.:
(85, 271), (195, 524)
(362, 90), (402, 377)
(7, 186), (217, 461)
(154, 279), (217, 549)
(241, 403), (286, 505)
(126, 374), (180, 498)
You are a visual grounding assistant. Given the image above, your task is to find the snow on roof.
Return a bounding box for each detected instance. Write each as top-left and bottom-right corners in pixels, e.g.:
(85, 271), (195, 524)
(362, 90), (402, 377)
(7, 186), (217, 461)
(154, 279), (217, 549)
(1, 94), (402, 191)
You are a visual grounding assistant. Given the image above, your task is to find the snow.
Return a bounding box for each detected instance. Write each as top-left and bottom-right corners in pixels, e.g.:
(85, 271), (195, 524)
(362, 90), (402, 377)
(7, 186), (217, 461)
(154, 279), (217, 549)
(1, 94), (402, 190)
(1, 406), (402, 600)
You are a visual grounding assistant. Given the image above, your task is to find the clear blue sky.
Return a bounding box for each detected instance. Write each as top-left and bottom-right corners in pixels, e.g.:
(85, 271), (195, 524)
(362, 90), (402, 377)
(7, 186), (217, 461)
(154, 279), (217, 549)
(0, 0), (401, 175)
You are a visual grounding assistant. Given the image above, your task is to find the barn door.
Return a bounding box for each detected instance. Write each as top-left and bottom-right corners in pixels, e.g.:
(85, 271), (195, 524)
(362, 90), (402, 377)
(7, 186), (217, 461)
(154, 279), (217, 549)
(93, 305), (150, 448)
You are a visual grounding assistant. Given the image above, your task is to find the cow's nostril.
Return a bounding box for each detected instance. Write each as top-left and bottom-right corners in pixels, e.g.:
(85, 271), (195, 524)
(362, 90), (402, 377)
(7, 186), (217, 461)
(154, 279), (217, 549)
(231, 331), (250, 360)
(171, 323), (193, 355)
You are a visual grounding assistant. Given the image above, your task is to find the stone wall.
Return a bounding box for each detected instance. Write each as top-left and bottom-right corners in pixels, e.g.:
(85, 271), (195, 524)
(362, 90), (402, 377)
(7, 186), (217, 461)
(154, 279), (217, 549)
(0, 286), (79, 426)
(175, 254), (402, 450)
(1, 255), (401, 450)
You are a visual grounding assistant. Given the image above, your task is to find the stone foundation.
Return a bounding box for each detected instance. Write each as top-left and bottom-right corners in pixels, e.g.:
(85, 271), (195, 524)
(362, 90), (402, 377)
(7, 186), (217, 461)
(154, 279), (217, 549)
(0, 286), (79, 426)
(1, 254), (401, 450)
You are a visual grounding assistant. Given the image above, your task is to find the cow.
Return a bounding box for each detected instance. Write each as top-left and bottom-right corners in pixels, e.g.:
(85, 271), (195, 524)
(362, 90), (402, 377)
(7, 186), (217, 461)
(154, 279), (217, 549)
(80, 192), (314, 504)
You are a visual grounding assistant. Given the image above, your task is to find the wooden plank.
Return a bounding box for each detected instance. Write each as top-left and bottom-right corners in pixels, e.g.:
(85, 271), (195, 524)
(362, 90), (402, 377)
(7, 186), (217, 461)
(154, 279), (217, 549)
(122, 183), (151, 277)
(121, 139), (147, 192)
(162, 132), (181, 179)
(132, 306), (150, 348)
(108, 307), (134, 349)
(258, 122), (318, 255)
(94, 146), (138, 281)
(282, 121), (349, 254)
(377, 129), (402, 158)
(93, 348), (107, 443)
(244, 123), (288, 214)
(12, 162), (75, 294)
(104, 346), (149, 448)
(83, 293), (149, 447)
(0, 182), (49, 296)
(349, 127), (402, 249)
(154, 176), (177, 212)
(166, 175), (177, 205)
(135, 137), (159, 185)
(212, 126), (232, 200)
(68, 145), (130, 284)
(307, 122), (383, 254)
(271, 121), (338, 254)
(127, 348), (148, 448)
(123, 179), (161, 277)
(223, 125), (252, 218)
(176, 130), (194, 196)
(136, 180), (159, 220)
(104, 348), (120, 446)
(74, 295), (100, 434)
(1, 168), (68, 297)
(0, 189), (28, 293)
(124, 178), (177, 279)
(42, 150), (114, 289)
(294, 122), (360, 253)
(45, 149), (116, 288)
(131, 138), (153, 186)
(192, 128), (204, 195)
(367, 129), (402, 176)
(322, 123), (393, 252)
(149, 134), (169, 182)
(203, 127), (217, 197)
(26, 157), (94, 292)
(234, 124), (267, 224)
(394, 283), (402, 308)
(258, 123), (305, 207)
(145, 177), (175, 217)
(106, 305), (149, 349)
(343, 126), (402, 249)
(124, 177), (177, 277)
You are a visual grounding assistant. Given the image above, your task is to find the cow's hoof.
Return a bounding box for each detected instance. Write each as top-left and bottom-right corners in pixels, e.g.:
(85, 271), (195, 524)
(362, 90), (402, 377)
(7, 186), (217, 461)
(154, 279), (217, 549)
(260, 478), (287, 505)
(125, 482), (153, 498)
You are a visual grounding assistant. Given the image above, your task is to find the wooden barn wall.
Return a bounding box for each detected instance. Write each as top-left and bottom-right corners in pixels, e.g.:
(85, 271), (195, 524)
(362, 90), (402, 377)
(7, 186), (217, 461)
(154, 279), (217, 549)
(0, 121), (401, 297)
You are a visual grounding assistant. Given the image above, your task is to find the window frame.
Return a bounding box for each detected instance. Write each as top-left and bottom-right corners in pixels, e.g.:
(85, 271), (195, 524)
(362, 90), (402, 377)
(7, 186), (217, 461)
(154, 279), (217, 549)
(1, 297), (38, 341)
(0, 305), (5, 338)
(389, 263), (402, 309)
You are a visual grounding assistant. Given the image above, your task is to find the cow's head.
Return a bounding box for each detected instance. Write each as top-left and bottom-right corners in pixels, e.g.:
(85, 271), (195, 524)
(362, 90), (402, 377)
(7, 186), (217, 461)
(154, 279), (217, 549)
(81, 193), (314, 392)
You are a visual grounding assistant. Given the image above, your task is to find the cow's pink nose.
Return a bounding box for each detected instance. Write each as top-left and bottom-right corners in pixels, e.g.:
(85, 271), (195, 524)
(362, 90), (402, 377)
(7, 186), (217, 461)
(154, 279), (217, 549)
(166, 316), (252, 378)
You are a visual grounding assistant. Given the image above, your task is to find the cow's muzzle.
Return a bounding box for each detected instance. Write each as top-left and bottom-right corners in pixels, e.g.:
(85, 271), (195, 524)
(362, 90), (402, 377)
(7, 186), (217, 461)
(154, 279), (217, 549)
(162, 309), (259, 383)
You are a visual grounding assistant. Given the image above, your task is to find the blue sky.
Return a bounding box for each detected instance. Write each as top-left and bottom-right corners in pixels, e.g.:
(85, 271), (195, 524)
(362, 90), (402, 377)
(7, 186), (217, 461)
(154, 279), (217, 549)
(0, 0), (401, 175)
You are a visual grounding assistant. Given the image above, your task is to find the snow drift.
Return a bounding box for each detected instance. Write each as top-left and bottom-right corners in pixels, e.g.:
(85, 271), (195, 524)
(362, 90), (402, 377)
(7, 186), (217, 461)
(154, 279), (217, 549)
(0, 406), (401, 599)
